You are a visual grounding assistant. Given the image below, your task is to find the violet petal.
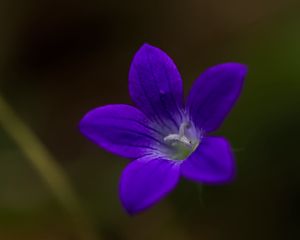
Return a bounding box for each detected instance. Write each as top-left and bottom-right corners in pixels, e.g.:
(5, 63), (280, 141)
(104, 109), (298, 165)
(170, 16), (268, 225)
(181, 136), (236, 184)
(129, 44), (184, 128)
(119, 156), (180, 214)
(187, 63), (247, 132)
(79, 104), (160, 159)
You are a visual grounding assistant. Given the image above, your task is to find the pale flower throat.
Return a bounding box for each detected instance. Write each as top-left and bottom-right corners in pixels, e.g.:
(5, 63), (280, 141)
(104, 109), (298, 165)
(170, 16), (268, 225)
(163, 122), (199, 160)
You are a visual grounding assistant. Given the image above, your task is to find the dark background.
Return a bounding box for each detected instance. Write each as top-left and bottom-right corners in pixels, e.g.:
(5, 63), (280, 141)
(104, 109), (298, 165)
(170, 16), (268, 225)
(0, 0), (299, 239)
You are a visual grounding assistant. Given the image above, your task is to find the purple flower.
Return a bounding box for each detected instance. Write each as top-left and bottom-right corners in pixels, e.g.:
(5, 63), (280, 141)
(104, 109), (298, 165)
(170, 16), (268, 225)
(80, 44), (248, 214)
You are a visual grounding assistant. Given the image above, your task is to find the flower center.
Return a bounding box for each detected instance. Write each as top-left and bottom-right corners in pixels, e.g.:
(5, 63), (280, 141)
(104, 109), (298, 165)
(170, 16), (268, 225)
(163, 122), (199, 160)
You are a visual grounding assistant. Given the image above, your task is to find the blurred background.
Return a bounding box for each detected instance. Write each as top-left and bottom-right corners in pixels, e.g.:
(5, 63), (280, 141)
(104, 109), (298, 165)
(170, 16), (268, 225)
(0, 0), (299, 239)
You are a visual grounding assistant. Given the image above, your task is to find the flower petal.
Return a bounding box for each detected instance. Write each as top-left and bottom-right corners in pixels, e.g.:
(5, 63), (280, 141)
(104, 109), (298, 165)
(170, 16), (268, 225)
(119, 156), (180, 214)
(187, 63), (247, 132)
(181, 136), (236, 184)
(79, 104), (161, 159)
(129, 44), (184, 128)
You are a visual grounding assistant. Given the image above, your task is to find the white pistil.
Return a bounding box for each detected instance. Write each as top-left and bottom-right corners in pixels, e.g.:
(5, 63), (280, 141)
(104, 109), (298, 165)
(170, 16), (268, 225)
(164, 122), (193, 147)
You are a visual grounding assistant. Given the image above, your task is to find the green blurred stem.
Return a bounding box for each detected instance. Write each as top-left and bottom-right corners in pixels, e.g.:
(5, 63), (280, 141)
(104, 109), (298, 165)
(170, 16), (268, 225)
(0, 94), (98, 240)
